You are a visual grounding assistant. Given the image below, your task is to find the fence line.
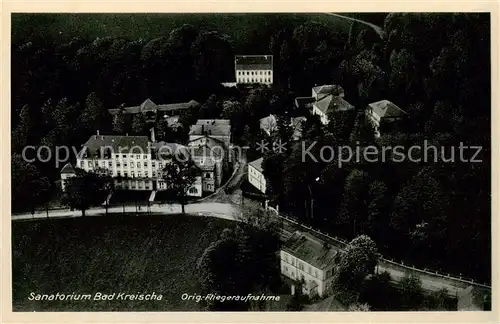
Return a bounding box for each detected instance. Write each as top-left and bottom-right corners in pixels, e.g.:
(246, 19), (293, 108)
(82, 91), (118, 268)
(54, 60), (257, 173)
(273, 211), (491, 290)
(13, 200), (491, 290)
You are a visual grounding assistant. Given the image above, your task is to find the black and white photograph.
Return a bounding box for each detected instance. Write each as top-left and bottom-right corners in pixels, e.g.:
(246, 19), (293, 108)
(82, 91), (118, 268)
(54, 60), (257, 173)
(7, 9), (494, 314)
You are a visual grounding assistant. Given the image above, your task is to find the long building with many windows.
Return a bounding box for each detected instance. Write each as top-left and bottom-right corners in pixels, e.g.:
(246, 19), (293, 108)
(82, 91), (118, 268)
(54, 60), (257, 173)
(60, 129), (203, 197)
(235, 55), (273, 85)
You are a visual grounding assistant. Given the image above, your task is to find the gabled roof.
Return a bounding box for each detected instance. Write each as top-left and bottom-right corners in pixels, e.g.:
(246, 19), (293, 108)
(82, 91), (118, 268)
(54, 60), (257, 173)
(108, 99), (199, 115)
(282, 231), (339, 270)
(188, 134), (225, 146)
(235, 55), (273, 70)
(314, 95), (354, 115)
(60, 163), (76, 174)
(190, 144), (222, 159)
(312, 84), (344, 97)
(140, 98), (157, 112)
(196, 119), (231, 126)
(80, 135), (150, 157)
(295, 96), (315, 109)
(248, 157), (264, 173)
(189, 124), (231, 137)
(368, 100), (406, 118)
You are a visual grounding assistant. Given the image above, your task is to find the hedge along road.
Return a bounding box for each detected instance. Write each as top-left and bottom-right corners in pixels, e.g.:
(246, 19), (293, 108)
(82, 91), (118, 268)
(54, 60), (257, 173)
(12, 201), (482, 297)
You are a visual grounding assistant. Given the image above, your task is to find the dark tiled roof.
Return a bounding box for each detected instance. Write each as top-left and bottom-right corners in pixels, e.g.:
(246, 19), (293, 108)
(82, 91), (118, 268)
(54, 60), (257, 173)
(108, 99), (199, 115)
(312, 84), (344, 97)
(81, 135), (150, 157)
(283, 231), (339, 270)
(60, 163), (76, 174)
(248, 157), (264, 173)
(368, 100), (406, 118)
(314, 95), (354, 114)
(189, 124), (231, 137)
(190, 144), (222, 159)
(235, 55), (273, 70)
(196, 119), (231, 126)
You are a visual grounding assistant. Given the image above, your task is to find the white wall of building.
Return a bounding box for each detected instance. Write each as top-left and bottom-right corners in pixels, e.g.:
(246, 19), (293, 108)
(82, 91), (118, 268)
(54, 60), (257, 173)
(280, 250), (334, 297)
(248, 165), (266, 194)
(236, 69), (273, 85)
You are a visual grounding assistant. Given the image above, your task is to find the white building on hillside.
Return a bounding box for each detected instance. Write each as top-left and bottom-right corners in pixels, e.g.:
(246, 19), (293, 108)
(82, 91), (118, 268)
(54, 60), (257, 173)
(60, 129), (203, 197)
(366, 100), (407, 137)
(235, 55), (273, 85)
(248, 157), (266, 194)
(281, 231), (340, 297)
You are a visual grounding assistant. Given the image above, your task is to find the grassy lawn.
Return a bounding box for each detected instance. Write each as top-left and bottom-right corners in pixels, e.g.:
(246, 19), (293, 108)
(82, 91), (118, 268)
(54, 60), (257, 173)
(12, 214), (236, 311)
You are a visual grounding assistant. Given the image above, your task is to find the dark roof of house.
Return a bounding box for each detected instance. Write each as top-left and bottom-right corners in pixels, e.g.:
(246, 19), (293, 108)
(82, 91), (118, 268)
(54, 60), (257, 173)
(108, 99), (199, 115)
(150, 142), (189, 159)
(248, 157), (264, 173)
(312, 84), (345, 97)
(195, 119), (231, 126)
(235, 55), (273, 70)
(282, 231), (339, 270)
(188, 135), (225, 146)
(190, 144), (222, 159)
(368, 100), (406, 118)
(189, 124), (231, 137)
(80, 135), (150, 157)
(60, 163), (76, 174)
(314, 95), (354, 114)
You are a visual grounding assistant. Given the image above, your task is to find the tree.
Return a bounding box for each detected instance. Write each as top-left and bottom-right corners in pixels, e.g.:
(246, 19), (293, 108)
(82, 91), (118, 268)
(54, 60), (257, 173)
(161, 155), (198, 214)
(80, 92), (105, 132)
(12, 104), (32, 152)
(331, 235), (379, 305)
(197, 209), (281, 310)
(337, 169), (371, 233)
(112, 104), (126, 133)
(131, 113), (147, 134)
(399, 273), (423, 309)
(427, 288), (449, 310)
(62, 168), (112, 216)
(11, 154), (52, 214)
(348, 302), (371, 311)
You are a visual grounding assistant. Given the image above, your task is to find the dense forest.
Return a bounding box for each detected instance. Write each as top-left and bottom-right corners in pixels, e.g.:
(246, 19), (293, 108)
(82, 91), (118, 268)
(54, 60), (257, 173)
(11, 13), (491, 284)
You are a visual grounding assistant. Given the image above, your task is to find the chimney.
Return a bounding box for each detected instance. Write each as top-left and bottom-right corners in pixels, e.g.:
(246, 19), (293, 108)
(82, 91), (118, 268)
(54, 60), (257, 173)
(150, 127), (156, 143)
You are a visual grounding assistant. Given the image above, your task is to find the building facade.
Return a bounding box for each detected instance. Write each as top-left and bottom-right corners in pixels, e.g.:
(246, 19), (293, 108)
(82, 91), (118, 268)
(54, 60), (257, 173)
(108, 98), (200, 123)
(280, 231), (339, 297)
(60, 130), (203, 197)
(311, 94), (354, 125)
(235, 55), (273, 85)
(248, 157), (266, 194)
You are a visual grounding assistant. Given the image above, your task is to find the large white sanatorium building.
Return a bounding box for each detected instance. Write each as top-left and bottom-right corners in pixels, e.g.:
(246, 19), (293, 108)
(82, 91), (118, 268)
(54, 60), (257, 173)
(60, 129), (203, 197)
(235, 55), (273, 85)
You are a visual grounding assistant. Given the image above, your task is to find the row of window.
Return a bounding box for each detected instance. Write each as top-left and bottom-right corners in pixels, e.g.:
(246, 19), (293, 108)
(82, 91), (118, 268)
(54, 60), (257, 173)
(81, 160), (161, 169)
(283, 252), (320, 278)
(116, 181), (151, 190)
(237, 70), (272, 76)
(237, 77), (272, 83)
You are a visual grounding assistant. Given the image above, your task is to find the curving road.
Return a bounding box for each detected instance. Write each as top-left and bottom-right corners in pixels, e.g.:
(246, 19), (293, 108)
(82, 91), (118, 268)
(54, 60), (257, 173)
(324, 13), (386, 39)
(12, 200), (485, 298)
